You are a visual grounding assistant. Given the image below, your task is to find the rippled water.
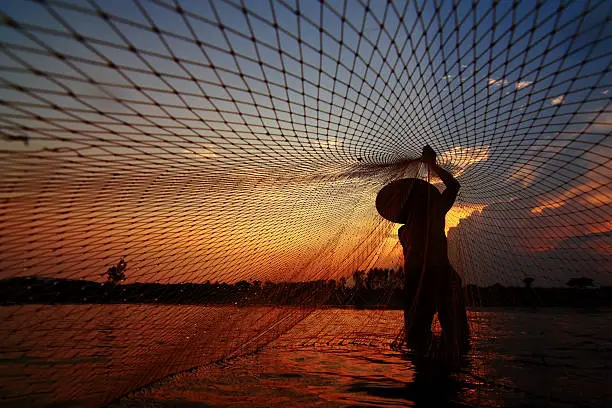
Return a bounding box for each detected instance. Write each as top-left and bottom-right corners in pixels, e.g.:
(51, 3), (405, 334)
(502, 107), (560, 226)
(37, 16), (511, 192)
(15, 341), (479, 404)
(1, 306), (611, 407)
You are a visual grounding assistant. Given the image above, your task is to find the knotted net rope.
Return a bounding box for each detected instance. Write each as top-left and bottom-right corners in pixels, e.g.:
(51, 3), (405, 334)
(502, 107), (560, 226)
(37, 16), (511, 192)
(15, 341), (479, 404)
(0, 0), (610, 405)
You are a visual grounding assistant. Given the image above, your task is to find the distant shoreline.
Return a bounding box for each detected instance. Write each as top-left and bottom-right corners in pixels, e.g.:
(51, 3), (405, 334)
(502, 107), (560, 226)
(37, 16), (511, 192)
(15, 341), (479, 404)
(2, 276), (611, 308)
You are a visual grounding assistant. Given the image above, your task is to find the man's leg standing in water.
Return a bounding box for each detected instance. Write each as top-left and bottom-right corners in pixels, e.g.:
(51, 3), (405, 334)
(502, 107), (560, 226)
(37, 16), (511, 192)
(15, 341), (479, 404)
(404, 267), (437, 354)
(437, 266), (470, 356)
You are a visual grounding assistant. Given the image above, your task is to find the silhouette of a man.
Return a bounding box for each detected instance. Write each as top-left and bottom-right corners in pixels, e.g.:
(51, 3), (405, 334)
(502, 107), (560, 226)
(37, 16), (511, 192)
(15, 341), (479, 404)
(399, 146), (469, 356)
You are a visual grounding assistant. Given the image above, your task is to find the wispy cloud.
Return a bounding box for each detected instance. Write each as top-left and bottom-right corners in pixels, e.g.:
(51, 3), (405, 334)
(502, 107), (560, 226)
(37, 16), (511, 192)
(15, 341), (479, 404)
(182, 146), (218, 159)
(550, 95), (565, 106)
(319, 137), (342, 149)
(487, 77), (508, 87)
(487, 78), (534, 95)
(586, 112), (612, 134)
(531, 173), (611, 215)
(438, 145), (490, 177)
(506, 163), (539, 187)
(515, 81), (533, 90)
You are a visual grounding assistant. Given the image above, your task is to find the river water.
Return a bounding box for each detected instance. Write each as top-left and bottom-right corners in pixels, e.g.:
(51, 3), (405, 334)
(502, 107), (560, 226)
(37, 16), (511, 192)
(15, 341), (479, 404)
(1, 306), (611, 407)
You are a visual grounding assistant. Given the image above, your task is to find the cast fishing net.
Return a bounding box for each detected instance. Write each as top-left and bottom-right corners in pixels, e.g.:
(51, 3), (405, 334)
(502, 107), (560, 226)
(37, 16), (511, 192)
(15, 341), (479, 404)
(0, 0), (610, 405)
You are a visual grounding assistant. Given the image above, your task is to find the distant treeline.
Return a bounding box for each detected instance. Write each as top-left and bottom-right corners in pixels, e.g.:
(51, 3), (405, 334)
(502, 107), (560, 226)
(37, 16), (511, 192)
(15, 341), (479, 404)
(2, 275), (612, 308)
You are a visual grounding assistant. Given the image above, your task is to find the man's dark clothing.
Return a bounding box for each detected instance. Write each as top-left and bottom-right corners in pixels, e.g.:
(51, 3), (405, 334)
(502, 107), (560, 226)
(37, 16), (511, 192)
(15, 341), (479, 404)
(398, 183), (469, 354)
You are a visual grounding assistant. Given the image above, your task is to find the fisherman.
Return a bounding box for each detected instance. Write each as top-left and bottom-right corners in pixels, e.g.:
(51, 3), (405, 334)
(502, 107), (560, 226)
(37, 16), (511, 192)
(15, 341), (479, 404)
(376, 146), (469, 358)
(399, 145), (469, 357)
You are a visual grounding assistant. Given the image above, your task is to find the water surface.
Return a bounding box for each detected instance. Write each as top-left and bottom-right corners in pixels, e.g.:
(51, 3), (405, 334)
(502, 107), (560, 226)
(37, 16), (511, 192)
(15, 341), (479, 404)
(1, 306), (611, 407)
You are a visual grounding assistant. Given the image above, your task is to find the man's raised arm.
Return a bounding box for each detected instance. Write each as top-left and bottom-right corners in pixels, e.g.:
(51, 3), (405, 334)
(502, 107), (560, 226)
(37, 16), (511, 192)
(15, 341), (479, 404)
(421, 145), (460, 213)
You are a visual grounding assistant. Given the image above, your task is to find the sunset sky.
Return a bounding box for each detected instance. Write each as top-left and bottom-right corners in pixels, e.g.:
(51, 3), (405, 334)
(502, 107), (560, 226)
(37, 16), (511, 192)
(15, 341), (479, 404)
(0, 0), (610, 286)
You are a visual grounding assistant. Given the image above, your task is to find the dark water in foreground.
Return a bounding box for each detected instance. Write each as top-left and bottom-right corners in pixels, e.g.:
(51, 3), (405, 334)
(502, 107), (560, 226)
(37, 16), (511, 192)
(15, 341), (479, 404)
(1, 306), (611, 407)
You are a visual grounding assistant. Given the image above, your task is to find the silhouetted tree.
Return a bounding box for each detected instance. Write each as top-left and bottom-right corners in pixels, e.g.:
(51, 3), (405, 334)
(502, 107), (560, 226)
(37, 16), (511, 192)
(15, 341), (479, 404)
(235, 280), (251, 290)
(522, 277), (535, 288)
(566, 277), (595, 288)
(106, 257), (127, 284)
(252, 280), (262, 291)
(390, 267), (404, 289)
(366, 268), (391, 290)
(353, 270), (365, 289)
(366, 269), (375, 290)
(327, 280), (337, 290)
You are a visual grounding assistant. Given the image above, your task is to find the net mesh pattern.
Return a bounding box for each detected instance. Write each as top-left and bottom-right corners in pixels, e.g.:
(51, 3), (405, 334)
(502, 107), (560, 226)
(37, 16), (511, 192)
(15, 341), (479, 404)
(0, 0), (610, 405)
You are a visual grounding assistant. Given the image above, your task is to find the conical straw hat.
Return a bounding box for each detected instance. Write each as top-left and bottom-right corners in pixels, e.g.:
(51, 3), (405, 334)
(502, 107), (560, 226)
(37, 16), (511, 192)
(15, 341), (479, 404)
(376, 178), (441, 224)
